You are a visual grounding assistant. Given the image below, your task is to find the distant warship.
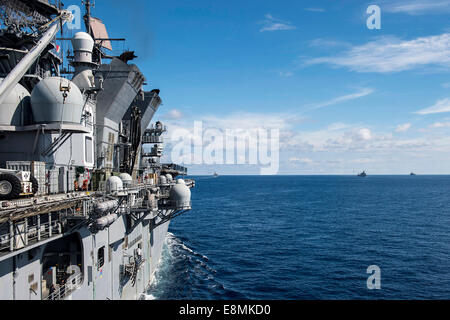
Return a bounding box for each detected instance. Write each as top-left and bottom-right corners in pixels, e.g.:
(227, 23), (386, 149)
(357, 171), (367, 177)
(0, 0), (194, 300)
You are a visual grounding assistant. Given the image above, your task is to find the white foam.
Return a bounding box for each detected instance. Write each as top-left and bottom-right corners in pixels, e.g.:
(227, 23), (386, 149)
(140, 293), (156, 300)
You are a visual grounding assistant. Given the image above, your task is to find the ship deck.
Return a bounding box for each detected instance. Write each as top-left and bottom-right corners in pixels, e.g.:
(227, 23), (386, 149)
(0, 180), (195, 259)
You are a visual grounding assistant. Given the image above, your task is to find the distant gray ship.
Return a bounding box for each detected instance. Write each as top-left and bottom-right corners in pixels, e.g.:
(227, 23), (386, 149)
(0, 0), (194, 300)
(357, 171), (367, 177)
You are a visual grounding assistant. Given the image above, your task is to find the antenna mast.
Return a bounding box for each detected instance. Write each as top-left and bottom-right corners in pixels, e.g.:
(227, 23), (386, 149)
(82, 0), (95, 34)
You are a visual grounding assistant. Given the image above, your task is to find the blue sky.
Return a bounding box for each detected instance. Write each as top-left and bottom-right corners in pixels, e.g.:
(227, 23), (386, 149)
(64, 0), (450, 175)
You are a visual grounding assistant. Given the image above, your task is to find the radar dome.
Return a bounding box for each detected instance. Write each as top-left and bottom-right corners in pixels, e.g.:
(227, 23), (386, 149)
(106, 176), (123, 194)
(119, 173), (133, 187)
(71, 32), (95, 64)
(72, 32), (94, 53)
(169, 179), (191, 208)
(0, 79), (31, 126)
(31, 77), (84, 124)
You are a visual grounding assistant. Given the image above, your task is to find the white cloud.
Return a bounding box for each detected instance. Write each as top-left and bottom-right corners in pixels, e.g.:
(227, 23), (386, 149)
(442, 82), (450, 88)
(305, 33), (450, 73)
(430, 121), (450, 128)
(259, 14), (296, 32)
(415, 98), (450, 115)
(198, 112), (296, 131)
(385, 0), (450, 15)
(159, 111), (450, 174)
(309, 38), (350, 48)
(395, 123), (412, 132)
(164, 109), (184, 120)
(306, 88), (374, 110)
(282, 124), (374, 152)
(357, 128), (372, 141)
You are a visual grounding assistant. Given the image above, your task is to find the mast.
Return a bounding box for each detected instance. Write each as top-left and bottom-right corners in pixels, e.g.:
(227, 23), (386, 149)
(83, 0), (94, 35)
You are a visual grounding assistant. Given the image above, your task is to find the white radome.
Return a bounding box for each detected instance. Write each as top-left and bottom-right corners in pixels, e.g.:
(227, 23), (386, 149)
(31, 77), (84, 124)
(0, 79), (31, 126)
(169, 179), (191, 207)
(71, 32), (94, 53)
(106, 176), (123, 194)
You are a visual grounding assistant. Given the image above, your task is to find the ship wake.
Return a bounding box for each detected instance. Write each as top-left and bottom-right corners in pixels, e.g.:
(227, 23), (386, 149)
(144, 232), (240, 300)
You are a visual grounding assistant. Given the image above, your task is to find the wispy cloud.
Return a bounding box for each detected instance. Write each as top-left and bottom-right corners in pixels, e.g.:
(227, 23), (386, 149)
(306, 88), (374, 111)
(443, 82), (450, 88)
(395, 123), (412, 132)
(305, 33), (450, 73)
(259, 14), (296, 32)
(163, 109), (184, 120)
(430, 121), (450, 128)
(415, 98), (450, 115)
(160, 111), (450, 174)
(385, 0), (450, 15)
(309, 38), (350, 49)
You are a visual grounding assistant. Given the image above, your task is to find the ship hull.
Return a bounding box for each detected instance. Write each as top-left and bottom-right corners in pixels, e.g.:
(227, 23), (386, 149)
(0, 213), (171, 300)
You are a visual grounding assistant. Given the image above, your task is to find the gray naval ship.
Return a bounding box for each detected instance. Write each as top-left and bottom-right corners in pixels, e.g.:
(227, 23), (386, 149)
(0, 0), (194, 300)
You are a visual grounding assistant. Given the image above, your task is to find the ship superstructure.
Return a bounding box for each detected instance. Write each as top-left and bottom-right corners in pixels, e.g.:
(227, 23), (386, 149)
(0, 0), (194, 300)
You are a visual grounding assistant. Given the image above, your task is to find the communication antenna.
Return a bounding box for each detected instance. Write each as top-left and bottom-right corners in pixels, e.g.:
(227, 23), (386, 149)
(58, 0), (64, 70)
(82, 0), (95, 34)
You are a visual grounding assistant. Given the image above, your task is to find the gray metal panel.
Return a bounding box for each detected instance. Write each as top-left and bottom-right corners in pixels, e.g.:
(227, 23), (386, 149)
(58, 167), (67, 194)
(0, 82), (31, 126)
(96, 59), (144, 125)
(109, 216), (126, 244)
(92, 229), (111, 300)
(14, 250), (43, 300)
(49, 169), (58, 194)
(123, 90), (162, 130)
(140, 92), (161, 130)
(0, 258), (14, 300)
(95, 59), (145, 170)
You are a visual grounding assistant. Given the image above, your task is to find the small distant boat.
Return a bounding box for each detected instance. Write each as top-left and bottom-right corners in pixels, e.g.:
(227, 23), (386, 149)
(410, 172), (416, 176)
(213, 172), (219, 178)
(357, 171), (367, 177)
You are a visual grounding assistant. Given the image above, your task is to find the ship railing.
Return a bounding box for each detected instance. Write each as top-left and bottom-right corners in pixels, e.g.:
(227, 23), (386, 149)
(64, 200), (93, 219)
(162, 163), (188, 175)
(44, 272), (84, 301)
(25, 221), (62, 246)
(142, 135), (163, 144)
(0, 192), (94, 213)
(0, 219), (62, 253)
(97, 181), (156, 193)
(160, 200), (192, 210)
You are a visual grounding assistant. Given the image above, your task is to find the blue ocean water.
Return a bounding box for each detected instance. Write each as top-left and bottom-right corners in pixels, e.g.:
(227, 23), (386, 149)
(146, 176), (450, 300)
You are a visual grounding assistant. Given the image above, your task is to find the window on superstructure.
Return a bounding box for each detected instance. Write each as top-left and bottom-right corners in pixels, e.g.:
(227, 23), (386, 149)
(97, 246), (105, 270)
(85, 136), (93, 163)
